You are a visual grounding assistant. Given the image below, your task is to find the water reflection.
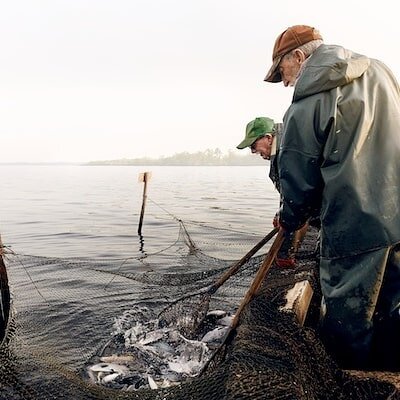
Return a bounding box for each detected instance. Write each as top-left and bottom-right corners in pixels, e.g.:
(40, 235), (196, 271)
(138, 233), (147, 256)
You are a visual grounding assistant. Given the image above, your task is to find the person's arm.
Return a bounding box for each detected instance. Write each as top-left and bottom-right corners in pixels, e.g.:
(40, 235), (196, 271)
(278, 149), (323, 231)
(277, 103), (328, 231)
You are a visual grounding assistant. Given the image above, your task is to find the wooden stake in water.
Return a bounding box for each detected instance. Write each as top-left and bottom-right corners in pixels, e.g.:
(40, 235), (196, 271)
(138, 172), (152, 235)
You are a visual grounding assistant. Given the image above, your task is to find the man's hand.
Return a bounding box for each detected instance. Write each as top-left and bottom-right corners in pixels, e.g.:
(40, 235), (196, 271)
(272, 212), (280, 228)
(272, 212), (292, 235)
(275, 211), (308, 235)
(275, 257), (296, 268)
(272, 215), (309, 268)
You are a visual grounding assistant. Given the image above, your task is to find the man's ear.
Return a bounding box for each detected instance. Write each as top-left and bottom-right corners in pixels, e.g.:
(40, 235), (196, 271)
(293, 49), (306, 64)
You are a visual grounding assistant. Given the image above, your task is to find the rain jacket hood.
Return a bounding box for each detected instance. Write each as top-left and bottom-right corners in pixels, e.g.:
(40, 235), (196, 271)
(294, 45), (370, 100)
(278, 44), (400, 259)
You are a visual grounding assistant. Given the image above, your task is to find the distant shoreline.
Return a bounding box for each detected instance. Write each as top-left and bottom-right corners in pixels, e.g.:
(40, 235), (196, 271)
(85, 161), (267, 166)
(0, 162), (268, 166)
(0, 162), (81, 166)
(86, 148), (267, 166)
(1, 148), (269, 166)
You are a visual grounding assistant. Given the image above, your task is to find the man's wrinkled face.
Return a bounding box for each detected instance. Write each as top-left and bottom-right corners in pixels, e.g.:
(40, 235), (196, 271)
(250, 135), (273, 160)
(279, 51), (302, 87)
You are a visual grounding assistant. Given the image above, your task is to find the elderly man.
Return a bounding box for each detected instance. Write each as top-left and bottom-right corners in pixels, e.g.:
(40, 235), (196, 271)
(264, 25), (400, 370)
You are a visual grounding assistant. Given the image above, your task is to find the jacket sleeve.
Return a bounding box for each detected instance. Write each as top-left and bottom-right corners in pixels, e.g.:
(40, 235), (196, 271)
(277, 102), (327, 231)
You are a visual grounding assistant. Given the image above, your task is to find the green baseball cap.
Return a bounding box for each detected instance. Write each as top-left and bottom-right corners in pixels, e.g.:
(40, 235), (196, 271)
(236, 117), (275, 149)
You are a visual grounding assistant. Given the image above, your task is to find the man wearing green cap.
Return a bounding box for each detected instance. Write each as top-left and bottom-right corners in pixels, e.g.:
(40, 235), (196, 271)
(263, 24), (400, 370)
(237, 117), (302, 268)
(237, 117), (281, 186)
(237, 117), (275, 157)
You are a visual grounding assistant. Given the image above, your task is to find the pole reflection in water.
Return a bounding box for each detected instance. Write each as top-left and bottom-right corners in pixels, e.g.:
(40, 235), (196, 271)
(138, 233), (147, 256)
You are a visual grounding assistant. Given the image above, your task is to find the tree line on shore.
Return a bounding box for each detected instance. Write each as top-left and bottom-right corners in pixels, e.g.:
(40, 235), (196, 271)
(87, 148), (267, 166)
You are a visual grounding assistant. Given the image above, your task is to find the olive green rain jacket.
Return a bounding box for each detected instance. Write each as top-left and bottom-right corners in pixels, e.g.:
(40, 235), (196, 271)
(278, 44), (400, 259)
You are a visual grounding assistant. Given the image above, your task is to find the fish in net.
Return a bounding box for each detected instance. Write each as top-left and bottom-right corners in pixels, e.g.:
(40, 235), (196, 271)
(1, 224), (400, 399)
(158, 227), (279, 338)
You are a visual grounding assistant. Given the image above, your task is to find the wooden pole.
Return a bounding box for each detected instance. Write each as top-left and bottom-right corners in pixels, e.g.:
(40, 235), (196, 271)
(138, 171), (152, 235)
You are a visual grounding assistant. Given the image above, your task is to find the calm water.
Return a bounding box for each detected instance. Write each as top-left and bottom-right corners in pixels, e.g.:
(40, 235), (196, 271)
(0, 165), (281, 394)
(0, 165), (279, 260)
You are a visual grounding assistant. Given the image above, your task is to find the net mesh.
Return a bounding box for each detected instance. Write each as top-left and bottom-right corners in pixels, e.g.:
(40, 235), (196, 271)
(1, 220), (399, 400)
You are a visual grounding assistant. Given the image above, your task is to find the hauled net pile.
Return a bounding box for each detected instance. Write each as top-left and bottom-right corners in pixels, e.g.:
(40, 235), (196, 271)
(1, 220), (399, 400)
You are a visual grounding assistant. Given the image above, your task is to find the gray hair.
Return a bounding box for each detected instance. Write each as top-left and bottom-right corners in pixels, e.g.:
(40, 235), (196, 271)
(273, 123), (283, 136)
(265, 123), (282, 138)
(282, 39), (324, 60)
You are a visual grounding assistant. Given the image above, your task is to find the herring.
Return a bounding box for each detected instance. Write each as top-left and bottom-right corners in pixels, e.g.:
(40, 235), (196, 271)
(147, 375), (158, 390)
(201, 326), (229, 343)
(102, 372), (120, 384)
(206, 310), (227, 318)
(217, 315), (234, 326)
(87, 305), (233, 391)
(138, 329), (165, 345)
(87, 363), (129, 383)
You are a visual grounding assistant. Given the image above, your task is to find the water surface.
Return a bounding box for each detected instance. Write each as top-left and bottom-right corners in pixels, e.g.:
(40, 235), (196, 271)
(0, 165), (279, 260)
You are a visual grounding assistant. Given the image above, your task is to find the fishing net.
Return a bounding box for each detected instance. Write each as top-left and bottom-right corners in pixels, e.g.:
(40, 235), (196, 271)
(1, 218), (399, 400)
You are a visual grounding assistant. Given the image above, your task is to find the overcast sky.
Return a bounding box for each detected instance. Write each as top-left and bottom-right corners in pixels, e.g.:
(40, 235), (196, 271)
(1, 0), (399, 162)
